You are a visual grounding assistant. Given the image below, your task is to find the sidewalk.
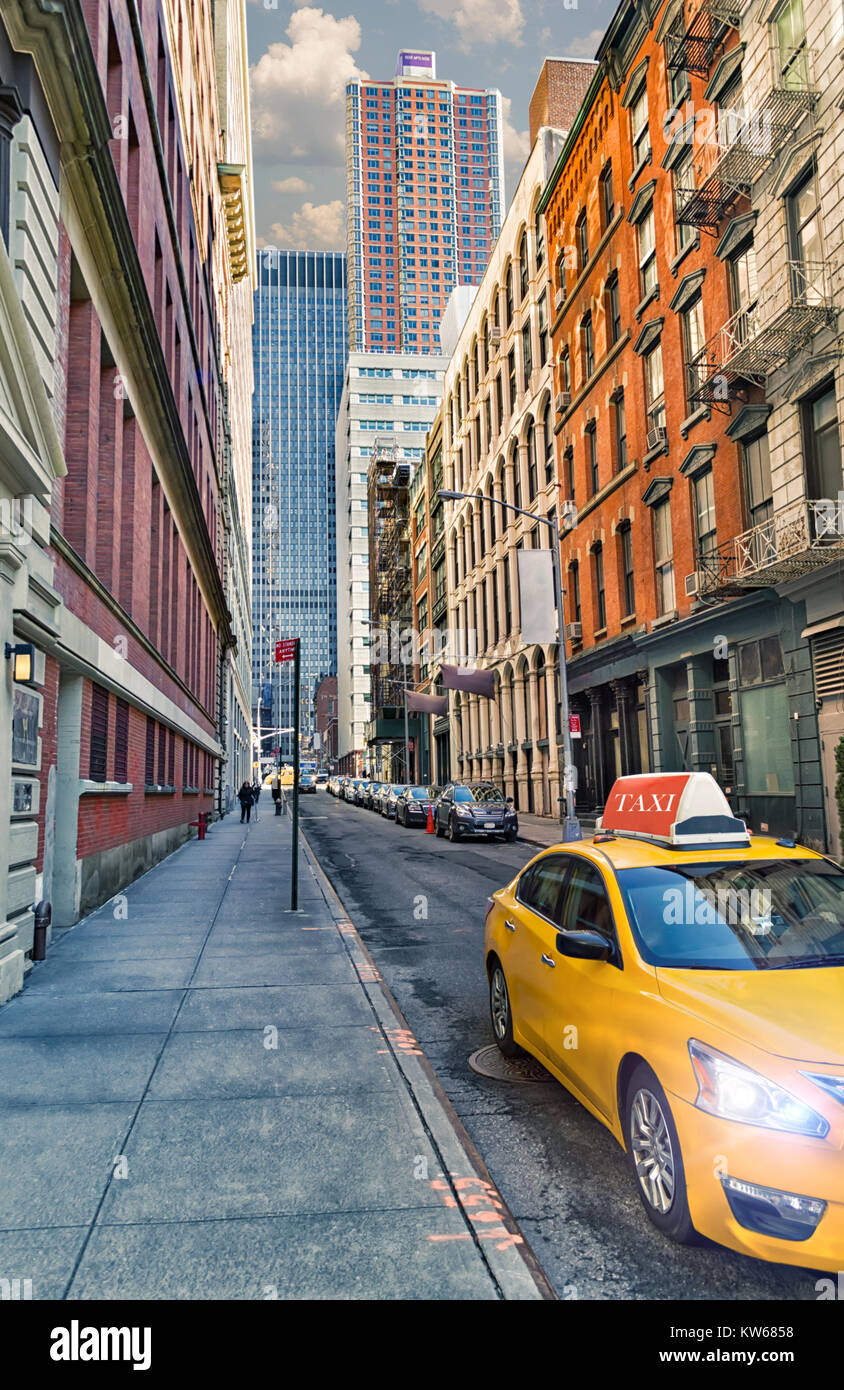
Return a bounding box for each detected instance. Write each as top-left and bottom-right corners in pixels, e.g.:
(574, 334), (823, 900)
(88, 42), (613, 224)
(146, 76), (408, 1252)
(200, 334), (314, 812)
(0, 807), (548, 1300)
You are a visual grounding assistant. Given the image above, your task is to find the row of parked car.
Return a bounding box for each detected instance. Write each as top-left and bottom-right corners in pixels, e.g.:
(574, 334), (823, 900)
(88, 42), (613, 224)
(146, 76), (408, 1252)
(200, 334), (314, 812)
(325, 774), (520, 842)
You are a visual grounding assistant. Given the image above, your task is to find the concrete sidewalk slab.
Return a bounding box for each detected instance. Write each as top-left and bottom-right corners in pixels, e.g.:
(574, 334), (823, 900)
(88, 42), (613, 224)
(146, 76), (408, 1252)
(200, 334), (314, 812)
(0, 811), (550, 1300)
(172, 982), (373, 1031)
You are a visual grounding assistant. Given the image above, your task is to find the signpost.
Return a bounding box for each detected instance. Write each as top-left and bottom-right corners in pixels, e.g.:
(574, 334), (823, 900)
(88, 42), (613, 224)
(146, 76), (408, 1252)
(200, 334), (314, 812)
(275, 637), (300, 910)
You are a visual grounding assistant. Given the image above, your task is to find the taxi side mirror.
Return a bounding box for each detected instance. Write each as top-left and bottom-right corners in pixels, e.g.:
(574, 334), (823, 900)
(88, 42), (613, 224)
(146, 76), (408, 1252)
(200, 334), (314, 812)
(556, 929), (611, 962)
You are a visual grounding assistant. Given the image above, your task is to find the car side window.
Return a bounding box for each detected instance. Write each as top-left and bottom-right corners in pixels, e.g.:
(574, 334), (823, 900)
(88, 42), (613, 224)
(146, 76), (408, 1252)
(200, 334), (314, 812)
(516, 855), (569, 925)
(560, 860), (616, 940)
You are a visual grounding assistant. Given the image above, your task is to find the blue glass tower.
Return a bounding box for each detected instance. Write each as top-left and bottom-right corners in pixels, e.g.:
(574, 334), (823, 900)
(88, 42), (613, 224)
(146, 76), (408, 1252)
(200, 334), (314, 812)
(252, 249), (348, 762)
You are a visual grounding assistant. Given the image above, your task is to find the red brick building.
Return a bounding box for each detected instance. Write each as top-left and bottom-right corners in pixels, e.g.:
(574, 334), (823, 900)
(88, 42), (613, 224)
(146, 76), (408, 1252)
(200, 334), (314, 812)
(537, 0), (825, 844)
(313, 675), (338, 768)
(0, 0), (250, 997)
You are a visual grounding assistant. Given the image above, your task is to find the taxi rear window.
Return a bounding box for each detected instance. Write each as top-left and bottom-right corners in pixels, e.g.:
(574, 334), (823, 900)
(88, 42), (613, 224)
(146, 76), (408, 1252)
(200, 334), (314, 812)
(616, 859), (844, 970)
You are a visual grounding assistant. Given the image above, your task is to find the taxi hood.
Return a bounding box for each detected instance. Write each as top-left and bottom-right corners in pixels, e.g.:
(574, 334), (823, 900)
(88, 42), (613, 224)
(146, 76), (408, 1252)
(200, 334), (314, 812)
(656, 967), (844, 1065)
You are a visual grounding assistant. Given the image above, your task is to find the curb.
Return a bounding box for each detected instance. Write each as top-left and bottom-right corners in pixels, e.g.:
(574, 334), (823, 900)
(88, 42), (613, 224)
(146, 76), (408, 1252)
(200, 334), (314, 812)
(298, 823), (556, 1302)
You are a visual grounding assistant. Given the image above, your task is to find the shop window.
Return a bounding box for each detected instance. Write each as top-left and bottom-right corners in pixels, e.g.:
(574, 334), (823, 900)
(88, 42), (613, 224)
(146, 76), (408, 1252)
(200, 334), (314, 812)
(738, 635), (794, 796)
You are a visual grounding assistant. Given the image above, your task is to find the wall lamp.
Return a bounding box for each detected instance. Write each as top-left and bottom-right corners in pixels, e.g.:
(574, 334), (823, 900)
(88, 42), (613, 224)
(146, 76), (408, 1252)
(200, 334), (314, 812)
(5, 642), (35, 683)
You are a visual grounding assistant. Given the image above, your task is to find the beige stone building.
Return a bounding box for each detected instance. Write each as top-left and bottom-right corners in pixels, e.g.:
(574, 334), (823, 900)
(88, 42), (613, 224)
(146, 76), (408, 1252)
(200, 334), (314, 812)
(439, 128), (569, 815)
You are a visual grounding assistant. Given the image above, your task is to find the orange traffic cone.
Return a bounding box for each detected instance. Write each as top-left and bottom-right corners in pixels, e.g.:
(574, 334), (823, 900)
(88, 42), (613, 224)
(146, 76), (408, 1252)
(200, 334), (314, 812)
(426, 804), (435, 834)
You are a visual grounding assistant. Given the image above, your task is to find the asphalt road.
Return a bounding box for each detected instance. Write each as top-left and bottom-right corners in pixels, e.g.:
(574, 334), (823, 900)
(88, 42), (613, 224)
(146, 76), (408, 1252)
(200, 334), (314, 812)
(299, 791), (818, 1301)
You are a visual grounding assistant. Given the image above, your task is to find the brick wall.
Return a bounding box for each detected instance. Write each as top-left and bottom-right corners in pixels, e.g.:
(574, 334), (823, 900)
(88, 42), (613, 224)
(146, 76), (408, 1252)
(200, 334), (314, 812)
(529, 58), (598, 146)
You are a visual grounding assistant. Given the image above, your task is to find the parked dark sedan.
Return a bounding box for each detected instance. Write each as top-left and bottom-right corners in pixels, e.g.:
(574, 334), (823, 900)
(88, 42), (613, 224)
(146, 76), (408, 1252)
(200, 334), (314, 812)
(353, 780), (370, 806)
(434, 782), (518, 842)
(380, 784), (407, 819)
(396, 785), (437, 827)
(363, 781), (383, 810)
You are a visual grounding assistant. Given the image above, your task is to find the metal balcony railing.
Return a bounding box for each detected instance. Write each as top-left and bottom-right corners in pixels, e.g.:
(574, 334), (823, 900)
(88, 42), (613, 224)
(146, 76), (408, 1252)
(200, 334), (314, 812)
(698, 498), (844, 591)
(675, 46), (817, 228)
(665, 0), (746, 77)
(686, 259), (838, 401)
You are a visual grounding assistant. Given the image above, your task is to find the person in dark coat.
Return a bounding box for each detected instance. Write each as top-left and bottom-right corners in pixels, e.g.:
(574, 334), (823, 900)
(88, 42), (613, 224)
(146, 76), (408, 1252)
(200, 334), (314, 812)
(238, 781), (253, 823)
(271, 773), (282, 816)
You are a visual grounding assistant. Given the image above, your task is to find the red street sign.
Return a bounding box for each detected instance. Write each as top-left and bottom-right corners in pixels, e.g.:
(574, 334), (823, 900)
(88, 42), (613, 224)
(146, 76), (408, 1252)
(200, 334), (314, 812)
(569, 714), (581, 738)
(275, 639), (298, 663)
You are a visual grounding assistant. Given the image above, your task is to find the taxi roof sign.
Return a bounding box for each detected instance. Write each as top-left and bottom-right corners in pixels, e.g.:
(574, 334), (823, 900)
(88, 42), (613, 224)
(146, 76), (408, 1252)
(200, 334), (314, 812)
(597, 772), (750, 849)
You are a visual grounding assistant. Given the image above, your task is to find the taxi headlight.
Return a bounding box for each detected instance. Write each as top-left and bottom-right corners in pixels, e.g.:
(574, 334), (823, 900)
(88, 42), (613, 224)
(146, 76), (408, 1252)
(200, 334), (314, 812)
(689, 1040), (828, 1138)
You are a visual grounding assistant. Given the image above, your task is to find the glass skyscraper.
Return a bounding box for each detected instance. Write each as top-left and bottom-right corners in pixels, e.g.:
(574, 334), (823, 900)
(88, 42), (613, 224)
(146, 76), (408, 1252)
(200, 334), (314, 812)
(345, 51), (504, 353)
(252, 249), (348, 761)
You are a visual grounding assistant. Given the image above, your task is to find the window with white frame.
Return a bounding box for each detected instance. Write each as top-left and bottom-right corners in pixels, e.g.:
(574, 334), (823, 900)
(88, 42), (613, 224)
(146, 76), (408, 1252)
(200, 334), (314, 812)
(638, 204), (657, 297)
(653, 498), (675, 614)
(644, 342), (665, 434)
(631, 84), (650, 168)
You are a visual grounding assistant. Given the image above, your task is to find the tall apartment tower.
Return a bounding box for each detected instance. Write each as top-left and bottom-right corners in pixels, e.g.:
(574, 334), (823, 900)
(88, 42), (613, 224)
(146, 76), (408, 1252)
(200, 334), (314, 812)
(345, 50), (505, 354)
(252, 249), (348, 763)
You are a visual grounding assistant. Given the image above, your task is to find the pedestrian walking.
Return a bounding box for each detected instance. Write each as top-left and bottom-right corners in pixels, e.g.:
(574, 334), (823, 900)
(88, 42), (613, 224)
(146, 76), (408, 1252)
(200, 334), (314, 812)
(251, 779), (261, 822)
(238, 781), (253, 824)
(271, 773), (282, 817)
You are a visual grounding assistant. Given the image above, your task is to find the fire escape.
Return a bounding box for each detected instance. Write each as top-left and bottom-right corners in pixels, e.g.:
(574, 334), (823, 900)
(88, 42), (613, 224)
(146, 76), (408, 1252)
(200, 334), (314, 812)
(367, 437), (413, 730)
(666, 3), (842, 596)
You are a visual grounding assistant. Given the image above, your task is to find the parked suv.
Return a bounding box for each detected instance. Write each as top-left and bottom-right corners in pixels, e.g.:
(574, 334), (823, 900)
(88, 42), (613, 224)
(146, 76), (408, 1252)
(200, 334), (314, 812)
(434, 782), (518, 842)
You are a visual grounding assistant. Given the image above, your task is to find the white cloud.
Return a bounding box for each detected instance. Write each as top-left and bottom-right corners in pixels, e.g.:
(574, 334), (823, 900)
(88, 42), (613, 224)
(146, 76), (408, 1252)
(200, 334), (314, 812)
(501, 95), (529, 168)
(261, 199), (346, 251)
(418, 0), (524, 49)
(272, 176), (315, 193)
(564, 29), (604, 59)
(250, 7), (368, 165)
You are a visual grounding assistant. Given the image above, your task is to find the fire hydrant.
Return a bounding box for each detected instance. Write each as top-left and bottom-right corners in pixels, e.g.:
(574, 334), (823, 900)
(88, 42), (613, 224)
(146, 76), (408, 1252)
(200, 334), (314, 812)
(190, 811), (208, 841)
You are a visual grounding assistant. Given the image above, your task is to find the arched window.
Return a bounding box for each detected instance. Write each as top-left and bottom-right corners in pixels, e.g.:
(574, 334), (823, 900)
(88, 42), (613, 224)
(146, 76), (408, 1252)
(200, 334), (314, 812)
(511, 443), (521, 510)
(504, 261), (514, 327)
(526, 421), (538, 499)
(543, 401), (554, 482)
(535, 209), (546, 272)
(518, 231), (529, 301)
(536, 658), (548, 740)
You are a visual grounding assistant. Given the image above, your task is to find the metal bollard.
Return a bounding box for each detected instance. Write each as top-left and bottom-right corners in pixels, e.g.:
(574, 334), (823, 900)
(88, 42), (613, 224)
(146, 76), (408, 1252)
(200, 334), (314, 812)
(32, 899), (51, 961)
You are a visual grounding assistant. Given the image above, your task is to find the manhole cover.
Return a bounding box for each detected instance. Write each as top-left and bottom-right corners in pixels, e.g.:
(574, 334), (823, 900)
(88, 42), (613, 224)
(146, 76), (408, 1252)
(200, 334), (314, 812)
(468, 1044), (553, 1084)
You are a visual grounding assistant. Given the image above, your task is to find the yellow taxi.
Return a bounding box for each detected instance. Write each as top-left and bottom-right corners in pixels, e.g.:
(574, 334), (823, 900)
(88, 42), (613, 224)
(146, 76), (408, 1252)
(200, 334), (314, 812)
(484, 772), (844, 1270)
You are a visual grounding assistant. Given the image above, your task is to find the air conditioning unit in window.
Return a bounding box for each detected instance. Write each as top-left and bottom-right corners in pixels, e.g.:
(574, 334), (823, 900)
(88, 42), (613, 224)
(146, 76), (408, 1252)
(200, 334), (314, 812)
(554, 287), (565, 311)
(646, 426), (667, 452)
(566, 622), (582, 641)
(560, 499), (578, 533)
(556, 390), (571, 414)
(685, 571), (704, 598)
(489, 326), (502, 343)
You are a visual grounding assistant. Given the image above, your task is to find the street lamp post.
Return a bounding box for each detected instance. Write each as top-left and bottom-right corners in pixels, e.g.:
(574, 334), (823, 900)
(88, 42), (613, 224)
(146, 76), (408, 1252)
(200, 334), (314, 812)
(438, 488), (581, 841)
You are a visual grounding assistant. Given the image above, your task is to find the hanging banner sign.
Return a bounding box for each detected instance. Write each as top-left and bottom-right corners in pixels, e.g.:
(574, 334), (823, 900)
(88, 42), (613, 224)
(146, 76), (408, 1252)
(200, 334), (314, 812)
(516, 549), (556, 645)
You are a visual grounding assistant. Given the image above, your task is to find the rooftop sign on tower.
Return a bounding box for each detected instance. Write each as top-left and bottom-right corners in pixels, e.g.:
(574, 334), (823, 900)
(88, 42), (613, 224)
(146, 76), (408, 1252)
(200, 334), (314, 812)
(396, 49), (436, 79)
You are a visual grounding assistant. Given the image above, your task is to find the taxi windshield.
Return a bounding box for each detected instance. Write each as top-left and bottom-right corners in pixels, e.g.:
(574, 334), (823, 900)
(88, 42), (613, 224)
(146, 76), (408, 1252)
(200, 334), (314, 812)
(617, 859), (844, 970)
(455, 785), (504, 803)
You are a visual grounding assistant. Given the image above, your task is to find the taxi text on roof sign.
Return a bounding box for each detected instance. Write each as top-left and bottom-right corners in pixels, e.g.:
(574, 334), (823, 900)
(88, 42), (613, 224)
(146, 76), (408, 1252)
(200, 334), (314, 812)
(598, 772), (750, 849)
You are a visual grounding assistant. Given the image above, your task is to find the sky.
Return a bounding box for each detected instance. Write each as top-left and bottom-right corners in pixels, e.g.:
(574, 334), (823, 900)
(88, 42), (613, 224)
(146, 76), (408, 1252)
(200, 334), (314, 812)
(244, 0), (612, 251)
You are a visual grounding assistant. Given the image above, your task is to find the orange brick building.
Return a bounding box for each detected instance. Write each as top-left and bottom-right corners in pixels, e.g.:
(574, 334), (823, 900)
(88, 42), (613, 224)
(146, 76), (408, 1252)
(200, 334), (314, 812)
(537, 0), (825, 844)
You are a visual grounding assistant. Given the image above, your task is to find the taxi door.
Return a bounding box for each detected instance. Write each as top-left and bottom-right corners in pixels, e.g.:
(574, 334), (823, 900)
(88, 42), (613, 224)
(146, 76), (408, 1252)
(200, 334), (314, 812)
(504, 854), (570, 1059)
(542, 856), (622, 1119)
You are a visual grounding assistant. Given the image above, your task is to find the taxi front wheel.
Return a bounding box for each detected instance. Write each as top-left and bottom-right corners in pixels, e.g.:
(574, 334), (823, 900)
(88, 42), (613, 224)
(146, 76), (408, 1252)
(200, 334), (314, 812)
(489, 961), (522, 1058)
(624, 1063), (699, 1246)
